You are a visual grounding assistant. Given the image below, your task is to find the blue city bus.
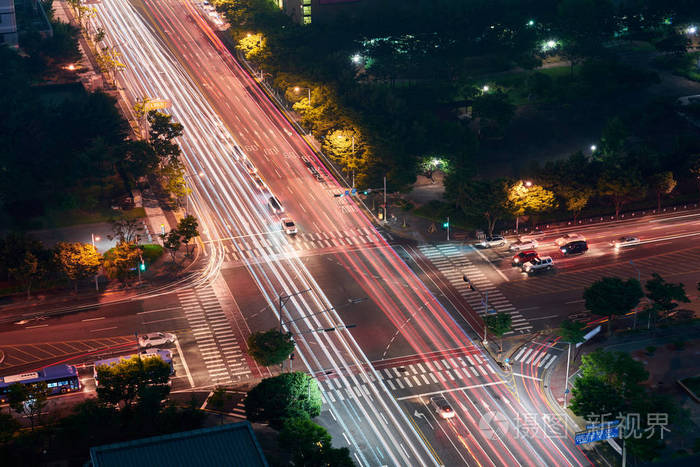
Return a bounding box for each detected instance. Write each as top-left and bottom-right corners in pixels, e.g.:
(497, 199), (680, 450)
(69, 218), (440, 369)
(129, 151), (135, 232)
(0, 364), (81, 403)
(93, 349), (174, 385)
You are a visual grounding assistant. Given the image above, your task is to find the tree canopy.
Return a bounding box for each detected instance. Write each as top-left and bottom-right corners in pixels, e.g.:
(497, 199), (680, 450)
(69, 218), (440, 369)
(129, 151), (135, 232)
(247, 329), (295, 367)
(245, 372), (322, 429)
(95, 355), (172, 409)
(583, 277), (643, 335)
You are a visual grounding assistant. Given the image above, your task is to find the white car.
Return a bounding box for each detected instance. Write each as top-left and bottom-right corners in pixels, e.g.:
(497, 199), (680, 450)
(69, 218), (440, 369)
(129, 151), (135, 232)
(281, 218), (297, 235)
(479, 236), (507, 248)
(554, 233), (585, 246)
(243, 159), (258, 175)
(522, 256), (554, 274)
(138, 332), (175, 348)
(509, 239), (538, 251)
(610, 236), (640, 248)
(430, 396), (456, 419)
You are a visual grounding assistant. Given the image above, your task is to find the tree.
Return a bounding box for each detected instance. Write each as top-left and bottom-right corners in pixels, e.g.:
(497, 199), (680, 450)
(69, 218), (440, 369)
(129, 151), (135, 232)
(570, 374), (625, 416)
(575, 349), (648, 404)
(109, 217), (143, 243)
(597, 169), (646, 219)
(648, 171), (676, 212)
(148, 111), (183, 165)
(247, 329), (295, 367)
(177, 215), (199, 257)
(8, 251), (44, 300)
(599, 117), (629, 160)
(8, 382), (48, 431)
(160, 161), (190, 201)
(0, 412), (20, 443)
(55, 242), (102, 292)
(559, 183), (594, 221)
(485, 312), (512, 357)
(103, 241), (140, 284)
(645, 273), (690, 321)
(95, 355), (171, 409)
(583, 277), (643, 335)
(322, 128), (366, 177)
(689, 155), (700, 200)
(447, 178), (510, 235)
(506, 181), (557, 230)
(558, 319), (586, 345)
(236, 32), (270, 65)
(279, 417), (354, 467)
(160, 230), (182, 263)
(95, 46), (126, 84)
(471, 90), (515, 139)
(245, 372), (322, 429)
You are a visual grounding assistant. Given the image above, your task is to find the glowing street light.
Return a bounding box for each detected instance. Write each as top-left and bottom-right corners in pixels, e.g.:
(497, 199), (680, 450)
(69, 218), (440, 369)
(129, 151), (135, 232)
(482, 85), (490, 92)
(541, 39), (558, 52)
(686, 26), (697, 35)
(524, 180), (533, 188)
(351, 53), (362, 64)
(527, 20), (535, 27)
(294, 86), (312, 105)
(590, 144), (597, 152)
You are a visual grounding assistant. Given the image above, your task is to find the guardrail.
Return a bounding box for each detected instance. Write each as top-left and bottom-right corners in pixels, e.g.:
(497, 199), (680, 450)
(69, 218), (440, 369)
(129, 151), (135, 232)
(499, 203), (700, 237)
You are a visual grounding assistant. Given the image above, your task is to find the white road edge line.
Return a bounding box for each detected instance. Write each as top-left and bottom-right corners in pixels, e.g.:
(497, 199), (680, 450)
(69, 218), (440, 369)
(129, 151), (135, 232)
(469, 245), (510, 282)
(174, 336), (195, 388)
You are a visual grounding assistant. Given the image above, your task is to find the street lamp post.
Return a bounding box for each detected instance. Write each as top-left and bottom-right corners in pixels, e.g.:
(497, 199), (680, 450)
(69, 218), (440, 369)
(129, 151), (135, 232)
(91, 233), (100, 291)
(564, 341), (571, 408)
(294, 86), (311, 106)
(280, 297), (367, 330)
(464, 275), (491, 346)
(278, 289), (313, 332)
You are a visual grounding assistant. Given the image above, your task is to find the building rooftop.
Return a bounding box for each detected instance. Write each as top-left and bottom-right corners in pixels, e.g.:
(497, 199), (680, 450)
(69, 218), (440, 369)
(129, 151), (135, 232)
(89, 421), (268, 467)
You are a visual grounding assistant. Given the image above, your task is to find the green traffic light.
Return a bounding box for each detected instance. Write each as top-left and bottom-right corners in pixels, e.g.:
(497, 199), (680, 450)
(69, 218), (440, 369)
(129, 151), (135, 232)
(140, 262), (146, 271)
(443, 222), (449, 228)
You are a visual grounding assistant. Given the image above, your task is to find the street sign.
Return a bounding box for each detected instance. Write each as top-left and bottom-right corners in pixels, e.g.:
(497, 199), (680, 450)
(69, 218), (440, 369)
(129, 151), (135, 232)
(351, 188), (357, 195)
(575, 426), (619, 445)
(345, 190), (350, 196)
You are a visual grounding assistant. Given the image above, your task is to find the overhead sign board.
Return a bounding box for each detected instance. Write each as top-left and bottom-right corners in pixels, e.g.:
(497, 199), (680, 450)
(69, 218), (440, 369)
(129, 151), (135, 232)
(575, 426), (619, 445)
(144, 98), (172, 112)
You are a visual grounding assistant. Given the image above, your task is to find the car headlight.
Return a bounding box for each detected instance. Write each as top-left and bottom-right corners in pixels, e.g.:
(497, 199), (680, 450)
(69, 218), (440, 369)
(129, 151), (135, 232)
(514, 258), (519, 263)
(561, 248), (566, 253)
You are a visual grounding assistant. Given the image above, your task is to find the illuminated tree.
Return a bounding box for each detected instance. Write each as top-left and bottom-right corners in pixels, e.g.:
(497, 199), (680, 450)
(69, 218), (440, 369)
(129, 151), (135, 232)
(236, 33), (269, 65)
(96, 355), (171, 409)
(322, 128), (366, 176)
(560, 183), (594, 221)
(95, 46), (126, 84)
(506, 181), (557, 230)
(148, 111), (183, 166)
(55, 241), (102, 292)
(160, 230), (182, 263)
(648, 171), (676, 212)
(247, 329), (295, 367)
(103, 241), (140, 284)
(485, 312), (512, 357)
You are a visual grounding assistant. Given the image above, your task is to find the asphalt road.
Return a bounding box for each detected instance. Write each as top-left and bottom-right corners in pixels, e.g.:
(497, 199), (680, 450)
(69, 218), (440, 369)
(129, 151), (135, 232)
(10, 1), (695, 465)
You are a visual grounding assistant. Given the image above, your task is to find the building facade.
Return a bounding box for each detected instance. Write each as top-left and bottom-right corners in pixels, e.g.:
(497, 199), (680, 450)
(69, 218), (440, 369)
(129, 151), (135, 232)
(283, 0), (365, 26)
(0, 0), (18, 47)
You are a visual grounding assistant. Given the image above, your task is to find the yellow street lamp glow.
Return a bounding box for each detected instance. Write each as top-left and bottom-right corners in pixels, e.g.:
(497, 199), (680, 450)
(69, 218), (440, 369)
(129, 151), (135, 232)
(524, 180), (533, 187)
(294, 86), (300, 92)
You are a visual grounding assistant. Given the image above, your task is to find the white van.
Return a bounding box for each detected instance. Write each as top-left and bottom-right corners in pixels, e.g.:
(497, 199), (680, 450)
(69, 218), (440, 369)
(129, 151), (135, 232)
(268, 196), (284, 214)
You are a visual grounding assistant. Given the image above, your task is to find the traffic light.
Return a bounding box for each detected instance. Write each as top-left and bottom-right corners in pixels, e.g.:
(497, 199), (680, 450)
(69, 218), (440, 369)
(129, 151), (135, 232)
(363, 188), (372, 195)
(443, 220), (450, 228)
(139, 261), (146, 272)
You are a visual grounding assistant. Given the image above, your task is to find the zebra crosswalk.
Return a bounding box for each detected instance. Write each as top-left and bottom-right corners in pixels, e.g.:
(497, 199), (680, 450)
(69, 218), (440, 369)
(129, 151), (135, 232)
(511, 344), (561, 372)
(177, 287), (251, 384)
(215, 227), (384, 263)
(419, 243), (533, 334)
(319, 353), (497, 404)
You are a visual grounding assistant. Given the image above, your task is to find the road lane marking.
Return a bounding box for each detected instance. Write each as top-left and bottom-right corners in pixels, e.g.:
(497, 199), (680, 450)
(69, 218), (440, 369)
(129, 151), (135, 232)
(512, 372), (543, 381)
(26, 324), (49, 329)
(528, 314), (560, 321)
(142, 317), (184, 325)
(89, 327), (117, 332)
(82, 317), (105, 322)
(469, 245), (510, 282)
(137, 306), (183, 315)
(565, 299), (585, 304)
(396, 380), (506, 400)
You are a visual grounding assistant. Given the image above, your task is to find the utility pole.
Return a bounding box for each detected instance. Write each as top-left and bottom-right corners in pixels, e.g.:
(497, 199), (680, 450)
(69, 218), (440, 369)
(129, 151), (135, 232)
(564, 341), (571, 408)
(383, 176), (387, 221)
(91, 233), (100, 291)
(446, 217), (450, 241)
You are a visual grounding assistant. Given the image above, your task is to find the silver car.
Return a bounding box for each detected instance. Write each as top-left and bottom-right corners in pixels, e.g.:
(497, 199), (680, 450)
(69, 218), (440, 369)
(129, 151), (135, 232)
(480, 236), (507, 248)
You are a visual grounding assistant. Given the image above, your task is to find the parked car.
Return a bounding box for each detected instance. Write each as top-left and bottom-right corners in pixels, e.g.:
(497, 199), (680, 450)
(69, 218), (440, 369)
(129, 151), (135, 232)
(509, 239), (538, 251)
(430, 396), (456, 419)
(522, 256), (554, 274)
(479, 236), (507, 248)
(281, 218), (297, 235)
(554, 233), (585, 246)
(560, 240), (588, 255)
(512, 250), (538, 267)
(138, 332), (176, 348)
(610, 236), (640, 249)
